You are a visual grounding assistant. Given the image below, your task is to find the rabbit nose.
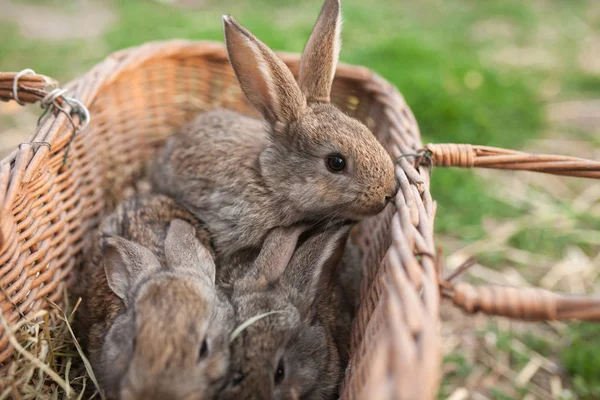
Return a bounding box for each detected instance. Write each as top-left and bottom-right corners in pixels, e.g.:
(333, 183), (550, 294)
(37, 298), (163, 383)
(385, 182), (399, 203)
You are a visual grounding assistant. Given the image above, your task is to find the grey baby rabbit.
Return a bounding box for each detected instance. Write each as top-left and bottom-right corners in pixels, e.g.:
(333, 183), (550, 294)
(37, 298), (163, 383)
(151, 0), (397, 265)
(78, 195), (232, 400)
(217, 222), (358, 400)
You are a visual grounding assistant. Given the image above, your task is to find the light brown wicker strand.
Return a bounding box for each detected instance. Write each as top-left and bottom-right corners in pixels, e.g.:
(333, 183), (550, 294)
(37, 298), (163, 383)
(425, 143), (600, 179)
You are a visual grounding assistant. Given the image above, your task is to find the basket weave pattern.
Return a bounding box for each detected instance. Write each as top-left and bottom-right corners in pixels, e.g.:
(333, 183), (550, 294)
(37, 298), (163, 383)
(0, 40), (441, 397)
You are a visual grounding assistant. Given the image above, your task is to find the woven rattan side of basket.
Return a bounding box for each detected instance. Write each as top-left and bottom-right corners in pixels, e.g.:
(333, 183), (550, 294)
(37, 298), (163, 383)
(0, 40), (440, 398)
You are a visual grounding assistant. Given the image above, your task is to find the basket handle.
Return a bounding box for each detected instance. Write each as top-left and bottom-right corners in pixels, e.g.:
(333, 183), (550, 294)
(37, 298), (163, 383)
(441, 281), (600, 322)
(0, 70), (63, 106)
(0, 70), (90, 140)
(418, 143), (600, 179)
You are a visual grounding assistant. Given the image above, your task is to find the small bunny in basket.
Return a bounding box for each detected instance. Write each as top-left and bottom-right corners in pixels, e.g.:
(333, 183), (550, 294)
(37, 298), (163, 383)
(78, 195), (233, 400)
(216, 221), (361, 400)
(151, 0), (397, 265)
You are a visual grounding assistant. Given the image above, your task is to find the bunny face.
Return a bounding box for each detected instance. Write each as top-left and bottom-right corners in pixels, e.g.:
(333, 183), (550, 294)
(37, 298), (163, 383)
(217, 222), (351, 400)
(220, 292), (338, 400)
(103, 276), (230, 400)
(261, 103), (397, 221)
(99, 220), (233, 400)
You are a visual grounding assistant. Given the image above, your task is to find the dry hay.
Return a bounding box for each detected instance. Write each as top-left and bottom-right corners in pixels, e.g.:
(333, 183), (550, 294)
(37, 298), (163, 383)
(0, 295), (99, 400)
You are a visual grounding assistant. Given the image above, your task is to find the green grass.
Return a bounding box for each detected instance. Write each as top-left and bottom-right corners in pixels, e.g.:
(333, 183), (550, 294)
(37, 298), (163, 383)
(561, 323), (600, 400)
(509, 226), (584, 260)
(0, 23), (89, 79)
(521, 331), (551, 355)
(564, 74), (600, 97)
(438, 353), (474, 399)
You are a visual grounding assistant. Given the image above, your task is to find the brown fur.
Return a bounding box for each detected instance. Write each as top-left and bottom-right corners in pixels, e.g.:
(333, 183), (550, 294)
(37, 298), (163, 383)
(151, 0), (397, 267)
(217, 222), (359, 400)
(77, 195), (233, 400)
(337, 227), (364, 315)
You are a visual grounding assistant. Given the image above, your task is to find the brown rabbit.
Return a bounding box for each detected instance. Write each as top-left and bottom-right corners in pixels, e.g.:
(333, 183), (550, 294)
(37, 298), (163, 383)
(216, 221), (359, 400)
(78, 195), (233, 400)
(151, 0), (397, 265)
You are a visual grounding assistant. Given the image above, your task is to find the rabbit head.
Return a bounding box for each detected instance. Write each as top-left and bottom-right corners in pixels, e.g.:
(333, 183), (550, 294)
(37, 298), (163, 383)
(222, 0), (397, 221)
(218, 222), (352, 400)
(100, 219), (232, 400)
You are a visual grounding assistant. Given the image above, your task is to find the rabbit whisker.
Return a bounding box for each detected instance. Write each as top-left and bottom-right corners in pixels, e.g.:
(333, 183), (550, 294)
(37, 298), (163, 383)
(307, 204), (348, 229)
(229, 310), (288, 343)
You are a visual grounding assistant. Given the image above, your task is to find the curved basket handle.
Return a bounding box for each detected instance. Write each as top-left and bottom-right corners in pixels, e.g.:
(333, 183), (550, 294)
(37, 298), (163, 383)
(0, 70), (62, 107)
(422, 143), (600, 179)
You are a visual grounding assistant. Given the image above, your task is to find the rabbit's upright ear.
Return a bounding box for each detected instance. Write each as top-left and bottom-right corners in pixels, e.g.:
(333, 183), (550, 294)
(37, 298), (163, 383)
(164, 219), (216, 284)
(103, 236), (161, 303)
(223, 15), (306, 126)
(283, 223), (351, 313)
(298, 0), (342, 103)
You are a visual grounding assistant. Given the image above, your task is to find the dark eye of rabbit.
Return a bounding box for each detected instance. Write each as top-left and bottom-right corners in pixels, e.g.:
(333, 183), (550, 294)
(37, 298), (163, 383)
(274, 358), (285, 385)
(198, 338), (209, 361)
(326, 154), (346, 173)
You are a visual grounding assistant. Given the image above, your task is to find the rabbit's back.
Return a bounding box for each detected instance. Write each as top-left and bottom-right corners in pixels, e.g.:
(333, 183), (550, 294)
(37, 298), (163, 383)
(154, 108), (267, 193)
(151, 108), (285, 262)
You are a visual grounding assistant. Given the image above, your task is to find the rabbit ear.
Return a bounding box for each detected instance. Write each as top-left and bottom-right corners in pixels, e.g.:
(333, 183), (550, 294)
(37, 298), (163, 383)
(103, 236), (161, 302)
(234, 226), (306, 294)
(223, 15), (306, 125)
(164, 219), (216, 284)
(283, 224), (351, 313)
(253, 225), (307, 285)
(298, 0), (342, 103)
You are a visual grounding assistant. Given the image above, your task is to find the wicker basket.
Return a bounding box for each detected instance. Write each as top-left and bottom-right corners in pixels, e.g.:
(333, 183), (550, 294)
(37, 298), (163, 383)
(1, 40), (599, 398)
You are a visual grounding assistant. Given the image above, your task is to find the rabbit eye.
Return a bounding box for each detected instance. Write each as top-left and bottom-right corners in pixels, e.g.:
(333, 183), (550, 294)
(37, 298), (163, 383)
(326, 154), (346, 173)
(232, 371), (245, 387)
(274, 358), (285, 385)
(198, 338), (209, 361)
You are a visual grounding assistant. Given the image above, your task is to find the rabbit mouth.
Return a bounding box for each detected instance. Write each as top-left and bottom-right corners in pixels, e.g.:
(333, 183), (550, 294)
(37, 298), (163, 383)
(352, 194), (393, 217)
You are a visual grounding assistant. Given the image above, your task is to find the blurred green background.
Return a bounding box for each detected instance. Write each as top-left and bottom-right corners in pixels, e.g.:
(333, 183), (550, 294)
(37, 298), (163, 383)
(0, 0), (598, 398)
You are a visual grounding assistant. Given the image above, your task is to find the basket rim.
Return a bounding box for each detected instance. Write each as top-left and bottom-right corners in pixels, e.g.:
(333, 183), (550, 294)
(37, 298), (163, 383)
(66, 39), (379, 104)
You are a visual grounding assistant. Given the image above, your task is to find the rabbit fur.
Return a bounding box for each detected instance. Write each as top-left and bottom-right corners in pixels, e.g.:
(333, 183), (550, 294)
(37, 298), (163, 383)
(78, 194), (233, 400)
(216, 221), (360, 400)
(151, 0), (397, 266)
